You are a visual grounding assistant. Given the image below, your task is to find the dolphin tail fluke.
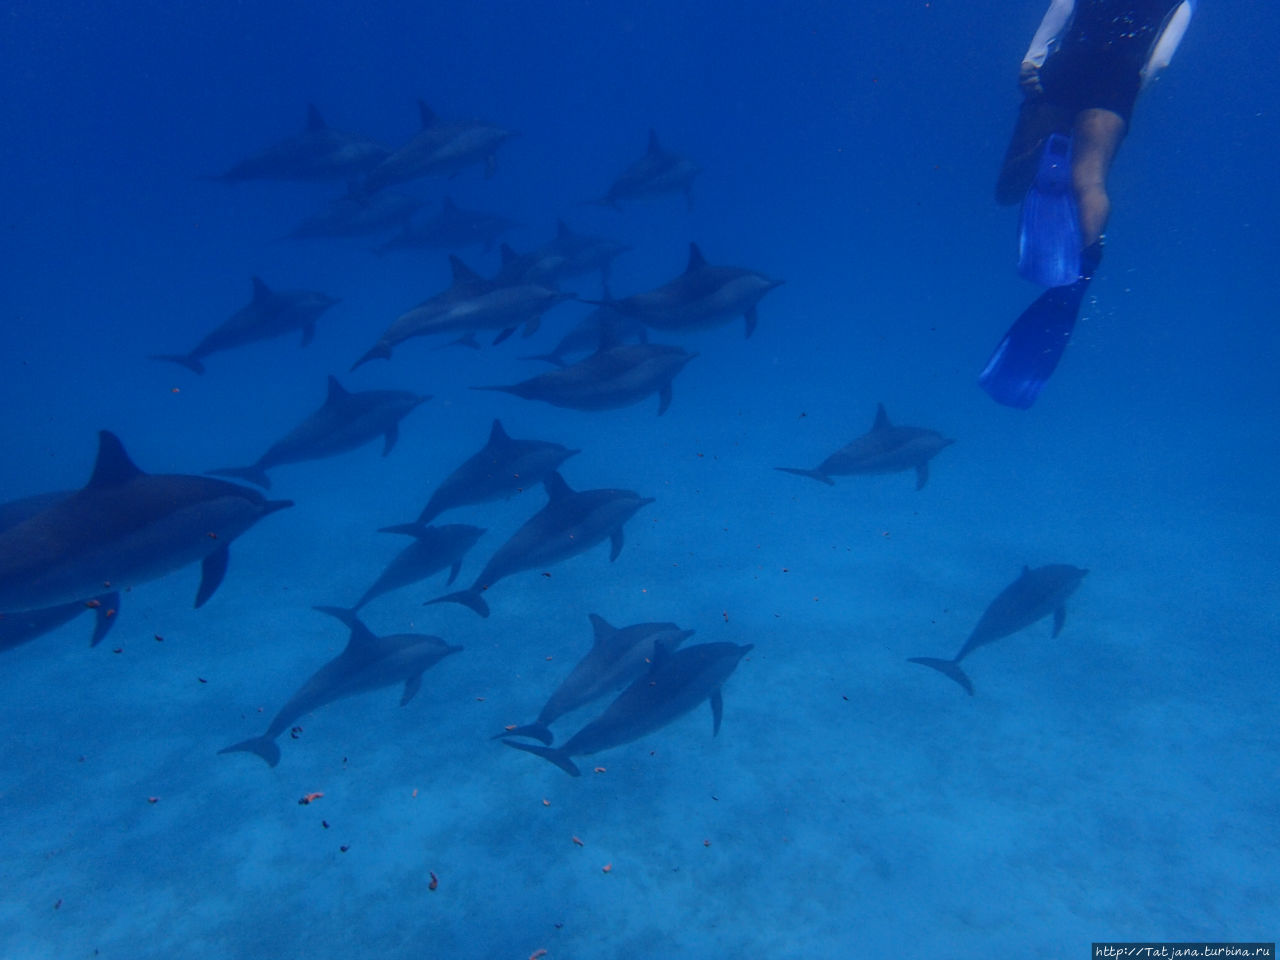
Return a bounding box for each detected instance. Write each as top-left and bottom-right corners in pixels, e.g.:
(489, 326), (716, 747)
(350, 342), (392, 371)
(907, 657), (974, 696)
(775, 467), (835, 486)
(502, 738), (579, 776)
(149, 353), (206, 376)
(493, 722), (553, 745)
(208, 464), (272, 489)
(427, 588), (490, 618)
(218, 736), (281, 768)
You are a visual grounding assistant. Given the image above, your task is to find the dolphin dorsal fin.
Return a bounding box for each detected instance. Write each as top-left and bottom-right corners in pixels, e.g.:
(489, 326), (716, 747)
(315, 606), (381, 656)
(251, 276), (273, 302)
(324, 375), (349, 404)
(305, 104), (326, 131)
(487, 419), (510, 445)
(556, 219), (572, 239)
(417, 100), (438, 129)
(544, 471), (572, 502)
(647, 129), (663, 155)
(685, 242), (708, 274)
(499, 243), (518, 266)
(448, 255), (483, 286)
(588, 613), (615, 645)
(872, 403), (891, 431)
(88, 431), (144, 488)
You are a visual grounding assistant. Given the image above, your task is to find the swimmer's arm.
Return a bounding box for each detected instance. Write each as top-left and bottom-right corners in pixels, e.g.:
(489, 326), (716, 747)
(1023, 0), (1074, 69)
(1141, 1), (1193, 87)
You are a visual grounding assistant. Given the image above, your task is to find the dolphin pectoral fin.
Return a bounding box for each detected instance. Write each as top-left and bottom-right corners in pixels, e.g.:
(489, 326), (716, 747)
(494, 722), (553, 745)
(522, 317), (542, 338)
(400, 673), (423, 706)
(88, 592), (122, 647)
(428, 589), (490, 618)
(915, 462), (930, 490)
(148, 353), (206, 375)
(658, 382), (673, 416)
(609, 529), (624, 562)
(907, 657), (975, 696)
(502, 738), (579, 776)
(195, 545), (230, 608)
(710, 688), (724, 735)
(775, 467), (834, 486)
(445, 560), (463, 586)
(1052, 605), (1067, 638)
(744, 305), (758, 339)
(218, 736), (281, 768)
(300, 323), (316, 348)
(492, 327), (516, 346)
(382, 423), (400, 456)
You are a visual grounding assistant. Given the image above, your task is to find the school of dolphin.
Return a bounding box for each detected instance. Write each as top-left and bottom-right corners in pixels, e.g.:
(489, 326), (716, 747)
(0, 102), (1089, 776)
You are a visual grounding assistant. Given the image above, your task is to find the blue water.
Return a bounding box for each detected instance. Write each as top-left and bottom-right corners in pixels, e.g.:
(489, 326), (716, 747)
(2, 2), (1276, 957)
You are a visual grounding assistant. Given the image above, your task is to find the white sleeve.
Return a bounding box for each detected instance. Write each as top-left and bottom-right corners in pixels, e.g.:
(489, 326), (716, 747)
(1024, 0), (1075, 67)
(1141, 1), (1194, 86)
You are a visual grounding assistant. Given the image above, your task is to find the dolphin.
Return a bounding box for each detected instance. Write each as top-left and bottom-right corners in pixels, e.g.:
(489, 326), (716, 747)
(594, 243), (782, 338)
(590, 129), (701, 211)
(376, 196), (519, 255)
(503, 641), (752, 776)
(150, 276), (340, 375)
(777, 404), (955, 489)
(428, 471), (653, 617)
(497, 222), (629, 289)
(475, 322), (696, 415)
(413, 419), (579, 525)
(209, 375), (429, 489)
(350, 522), (486, 610)
(498, 614), (695, 744)
(406, 279), (577, 349)
(0, 432), (291, 612)
(284, 189), (422, 240)
(208, 104), (389, 183)
(218, 606), (461, 767)
(362, 100), (516, 194)
(523, 289), (649, 367)
(0, 492), (119, 652)
(350, 255), (490, 369)
(908, 564), (1090, 695)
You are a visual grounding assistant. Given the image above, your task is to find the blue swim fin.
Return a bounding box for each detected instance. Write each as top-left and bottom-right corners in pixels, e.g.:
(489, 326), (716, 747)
(1017, 133), (1081, 288)
(980, 242), (1101, 409)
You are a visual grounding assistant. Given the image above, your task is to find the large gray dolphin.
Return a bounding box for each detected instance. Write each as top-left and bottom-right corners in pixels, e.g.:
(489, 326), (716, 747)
(376, 196), (519, 255)
(497, 222), (629, 289)
(777, 404), (955, 490)
(504, 641), (752, 776)
(413, 419), (579, 524)
(284, 189), (422, 241)
(908, 564), (1089, 695)
(523, 287), (649, 367)
(590, 129), (701, 211)
(475, 324), (696, 415)
(0, 432), (291, 612)
(362, 101), (516, 194)
(498, 614), (695, 744)
(0, 492), (119, 652)
(209, 104), (389, 183)
(350, 522), (485, 610)
(596, 243), (782, 338)
(427, 472), (653, 618)
(218, 606), (461, 767)
(209, 375), (429, 489)
(150, 276), (340, 375)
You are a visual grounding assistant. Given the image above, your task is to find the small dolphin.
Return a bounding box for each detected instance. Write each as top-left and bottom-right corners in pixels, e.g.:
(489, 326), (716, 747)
(350, 522), (485, 610)
(498, 222), (629, 289)
(590, 129), (701, 211)
(350, 255), (489, 369)
(595, 243), (782, 338)
(208, 104), (390, 183)
(908, 564), (1089, 695)
(523, 289), (649, 367)
(362, 100), (516, 194)
(209, 375), (429, 489)
(476, 321), (696, 415)
(0, 432), (291, 612)
(150, 276), (340, 375)
(0, 492), (120, 651)
(284, 189), (422, 240)
(504, 641), (752, 776)
(414, 419), (579, 525)
(498, 614), (695, 744)
(777, 404), (954, 490)
(428, 471), (653, 618)
(218, 606), (461, 767)
(422, 279), (576, 348)
(377, 196), (519, 255)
